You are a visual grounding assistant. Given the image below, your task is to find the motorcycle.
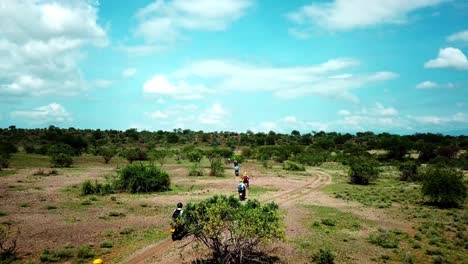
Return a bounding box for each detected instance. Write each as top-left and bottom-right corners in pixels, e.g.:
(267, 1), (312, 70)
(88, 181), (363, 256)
(238, 190), (246, 201)
(235, 170), (239, 177)
(170, 223), (188, 241)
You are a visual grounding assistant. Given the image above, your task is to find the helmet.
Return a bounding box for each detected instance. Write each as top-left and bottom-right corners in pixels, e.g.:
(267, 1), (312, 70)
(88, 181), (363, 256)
(177, 202), (183, 208)
(239, 179), (243, 183)
(243, 172), (247, 175)
(93, 259), (103, 264)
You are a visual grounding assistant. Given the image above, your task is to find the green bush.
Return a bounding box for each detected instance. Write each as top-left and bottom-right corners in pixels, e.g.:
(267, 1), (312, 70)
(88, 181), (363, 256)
(76, 245), (95, 259)
(50, 153), (73, 168)
(0, 155), (9, 171)
(368, 228), (400, 248)
(209, 157), (225, 177)
(348, 157), (379, 185)
(0, 225), (17, 263)
(312, 248), (335, 264)
(188, 163), (204, 176)
(100, 241), (113, 248)
(398, 161), (419, 182)
(283, 160), (305, 171)
(99, 147), (116, 164)
(80, 180), (114, 196)
(421, 166), (467, 208)
(183, 195), (285, 263)
(114, 163), (170, 193)
(40, 248), (74, 262)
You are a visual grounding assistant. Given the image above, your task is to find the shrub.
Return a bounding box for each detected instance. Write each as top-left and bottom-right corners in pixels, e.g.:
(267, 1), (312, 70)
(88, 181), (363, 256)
(183, 195), (285, 263)
(47, 144), (75, 156)
(80, 180), (114, 196)
(209, 157), (225, 177)
(348, 157), (379, 185)
(312, 248), (335, 264)
(368, 228), (400, 248)
(188, 163), (204, 176)
(0, 155), (9, 171)
(398, 161), (419, 182)
(421, 166), (467, 207)
(240, 147), (253, 158)
(123, 148), (147, 164)
(283, 160), (305, 171)
(40, 248), (74, 262)
(100, 241), (113, 248)
(114, 163), (170, 193)
(50, 153), (73, 168)
(0, 225), (18, 263)
(77, 245), (95, 259)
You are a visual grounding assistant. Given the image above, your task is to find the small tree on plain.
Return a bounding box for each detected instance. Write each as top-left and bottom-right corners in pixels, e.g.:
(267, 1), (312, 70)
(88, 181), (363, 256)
(348, 157), (379, 185)
(114, 163), (170, 193)
(100, 147), (116, 164)
(50, 153), (73, 168)
(183, 195), (285, 263)
(149, 149), (169, 166)
(421, 166), (467, 208)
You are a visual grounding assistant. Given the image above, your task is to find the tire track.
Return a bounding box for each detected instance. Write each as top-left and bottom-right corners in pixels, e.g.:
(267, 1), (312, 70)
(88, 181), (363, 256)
(125, 171), (332, 264)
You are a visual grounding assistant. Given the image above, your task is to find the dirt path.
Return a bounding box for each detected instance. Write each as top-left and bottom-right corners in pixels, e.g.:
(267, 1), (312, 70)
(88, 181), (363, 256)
(125, 171), (332, 264)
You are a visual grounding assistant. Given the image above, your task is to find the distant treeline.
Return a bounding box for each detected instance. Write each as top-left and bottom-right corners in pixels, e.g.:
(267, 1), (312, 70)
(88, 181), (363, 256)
(0, 125), (467, 169)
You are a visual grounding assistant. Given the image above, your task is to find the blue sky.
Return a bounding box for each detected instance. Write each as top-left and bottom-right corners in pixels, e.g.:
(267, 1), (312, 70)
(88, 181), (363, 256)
(1, 0), (467, 134)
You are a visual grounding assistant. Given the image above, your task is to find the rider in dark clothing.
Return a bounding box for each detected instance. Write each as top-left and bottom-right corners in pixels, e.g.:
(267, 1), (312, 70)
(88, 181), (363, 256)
(233, 160), (239, 167)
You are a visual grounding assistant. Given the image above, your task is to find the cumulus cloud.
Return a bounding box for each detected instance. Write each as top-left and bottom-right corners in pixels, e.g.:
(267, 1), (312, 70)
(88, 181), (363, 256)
(198, 103), (227, 125)
(145, 103), (227, 129)
(0, 0), (107, 97)
(447, 30), (468, 43)
(424, 47), (468, 70)
(11, 103), (72, 124)
(143, 75), (213, 100)
(286, 0), (448, 35)
(416, 81), (438, 89)
(408, 113), (468, 125)
(122, 68), (137, 78)
(125, 0), (252, 54)
(145, 58), (397, 102)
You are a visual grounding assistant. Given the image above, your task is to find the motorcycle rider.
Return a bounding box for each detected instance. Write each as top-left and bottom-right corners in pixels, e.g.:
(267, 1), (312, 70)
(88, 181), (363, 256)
(233, 160), (239, 167)
(237, 179), (246, 200)
(242, 172), (250, 188)
(171, 202), (186, 240)
(234, 165), (240, 176)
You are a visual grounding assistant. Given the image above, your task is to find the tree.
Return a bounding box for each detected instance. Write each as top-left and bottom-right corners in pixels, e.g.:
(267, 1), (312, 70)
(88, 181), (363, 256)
(421, 166), (467, 208)
(348, 157), (379, 185)
(99, 147), (116, 164)
(149, 149), (169, 166)
(183, 195), (285, 263)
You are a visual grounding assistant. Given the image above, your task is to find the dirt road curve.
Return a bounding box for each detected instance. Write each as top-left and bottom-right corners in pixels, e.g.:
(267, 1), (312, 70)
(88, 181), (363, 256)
(125, 171), (332, 264)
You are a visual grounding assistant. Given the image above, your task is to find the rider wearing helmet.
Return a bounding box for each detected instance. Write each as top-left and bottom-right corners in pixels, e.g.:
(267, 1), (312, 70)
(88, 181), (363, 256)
(242, 172), (250, 188)
(237, 179), (246, 200)
(172, 202), (183, 219)
(93, 259), (103, 264)
(234, 165), (240, 176)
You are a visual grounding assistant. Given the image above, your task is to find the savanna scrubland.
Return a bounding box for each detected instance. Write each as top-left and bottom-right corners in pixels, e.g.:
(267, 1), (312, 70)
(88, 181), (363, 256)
(0, 126), (466, 263)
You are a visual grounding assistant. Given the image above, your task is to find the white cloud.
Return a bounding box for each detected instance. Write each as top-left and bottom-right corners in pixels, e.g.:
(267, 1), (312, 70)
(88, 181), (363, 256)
(11, 103), (72, 124)
(408, 113), (468, 124)
(145, 103), (227, 129)
(416, 81), (438, 89)
(147, 58), (397, 102)
(122, 68), (137, 78)
(424, 47), (468, 70)
(198, 103), (227, 125)
(287, 0), (448, 34)
(126, 0), (252, 53)
(147, 110), (169, 120)
(447, 30), (468, 43)
(338, 109), (351, 116)
(143, 75), (213, 100)
(259, 121), (277, 132)
(93, 79), (114, 88)
(0, 0), (107, 97)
